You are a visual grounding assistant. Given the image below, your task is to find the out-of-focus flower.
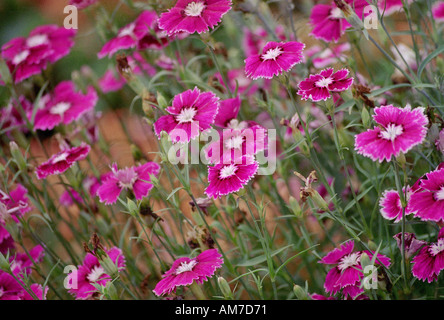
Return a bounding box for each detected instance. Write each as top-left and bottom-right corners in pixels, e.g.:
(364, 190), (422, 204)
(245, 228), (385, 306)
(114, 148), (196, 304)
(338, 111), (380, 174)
(98, 11), (169, 59)
(379, 0), (414, 16)
(34, 81), (98, 131)
(35, 143), (91, 180)
(0, 225), (15, 255)
(355, 105), (428, 163)
(9, 245), (44, 276)
(69, 0), (98, 9)
(0, 184), (31, 223)
(0, 271), (24, 300)
(242, 25), (288, 58)
(309, 0), (368, 42)
(1, 25), (76, 83)
(97, 162), (160, 205)
(305, 43), (350, 69)
(153, 248), (223, 296)
(244, 41), (305, 80)
(297, 68), (353, 102)
(158, 0), (232, 36)
(433, 2), (444, 22)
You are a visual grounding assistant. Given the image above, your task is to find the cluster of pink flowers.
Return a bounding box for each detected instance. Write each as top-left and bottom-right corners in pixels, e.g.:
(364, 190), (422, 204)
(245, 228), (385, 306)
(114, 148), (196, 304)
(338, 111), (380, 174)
(1, 25), (76, 83)
(0, 184), (46, 300)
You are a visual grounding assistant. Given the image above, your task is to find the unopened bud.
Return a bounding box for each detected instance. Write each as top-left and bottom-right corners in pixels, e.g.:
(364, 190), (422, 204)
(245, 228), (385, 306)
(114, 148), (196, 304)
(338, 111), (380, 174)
(293, 284), (308, 300)
(104, 281), (119, 300)
(0, 252), (10, 271)
(218, 277), (233, 300)
(156, 92), (168, 110)
(289, 196), (302, 218)
(131, 144), (143, 162)
(10, 141), (27, 172)
(360, 252), (372, 270)
(127, 198), (139, 217)
(361, 107), (371, 128)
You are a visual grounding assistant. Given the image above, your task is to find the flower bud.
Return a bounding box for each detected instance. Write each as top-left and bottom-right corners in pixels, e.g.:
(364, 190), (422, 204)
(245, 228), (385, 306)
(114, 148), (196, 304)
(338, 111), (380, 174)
(218, 277), (233, 300)
(104, 281), (119, 300)
(0, 252), (10, 271)
(293, 284), (308, 300)
(0, 58), (12, 86)
(288, 196), (302, 218)
(126, 198), (139, 217)
(10, 141), (27, 172)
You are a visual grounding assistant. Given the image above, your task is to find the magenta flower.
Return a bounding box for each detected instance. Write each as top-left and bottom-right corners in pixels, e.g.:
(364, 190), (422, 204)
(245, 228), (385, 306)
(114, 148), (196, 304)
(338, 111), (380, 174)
(205, 155), (259, 199)
(409, 167), (444, 222)
(244, 41), (305, 80)
(433, 2), (444, 22)
(35, 143), (91, 180)
(379, 187), (415, 222)
(309, 0), (368, 42)
(153, 248), (223, 296)
(158, 0), (232, 36)
(98, 11), (168, 59)
(355, 105), (428, 163)
(393, 232), (426, 260)
(412, 228), (444, 283)
(306, 43), (350, 69)
(242, 25), (288, 58)
(9, 245), (44, 276)
(22, 284), (48, 300)
(34, 81), (98, 131)
(69, 0), (98, 9)
(97, 162), (160, 205)
(1, 25), (76, 83)
(379, 0), (414, 15)
(204, 125), (266, 164)
(319, 241), (390, 299)
(0, 184), (31, 223)
(213, 96), (241, 128)
(0, 225), (15, 255)
(68, 247), (126, 300)
(0, 271), (24, 300)
(213, 69), (258, 96)
(0, 96), (33, 134)
(297, 68), (353, 102)
(154, 87), (219, 143)
(60, 175), (100, 207)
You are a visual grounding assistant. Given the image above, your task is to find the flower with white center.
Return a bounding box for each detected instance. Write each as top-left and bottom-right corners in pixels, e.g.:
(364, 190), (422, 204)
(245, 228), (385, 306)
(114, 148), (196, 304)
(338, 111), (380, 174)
(380, 124), (404, 142)
(176, 107), (197, 124)
(118, 23), (136, 38)
(184, 1), (206, 17)
(224, 135), (244, 150)
(315, 77), (334, 88)
(175, 260), (198, 275)
(338, 252), (361, 271)
(26, 34), (48, 47)
(87, 265), (105, 283)
(219, 164), (238, 179)
(262, 47), (283, 61)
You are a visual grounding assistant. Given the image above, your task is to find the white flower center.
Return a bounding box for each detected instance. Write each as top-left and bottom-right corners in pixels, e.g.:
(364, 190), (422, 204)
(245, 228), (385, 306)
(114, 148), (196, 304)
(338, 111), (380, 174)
(118, 23), (135, 38)
(315, 77), (333, 88)
(176, 107), (197, 124)
(380, 124), (404, 142)
(262, 47), (283, 61)
(224, 135), (244, 150)
(436, 187), (444, 201)
(176, 260), (198, 275)
(50, 102), (71, 116)
(184, 2), (206, 17)
(219, 164), (238, 179)
(26, 34), (48, 47)
(52, 152), (69, 163)
(338, 252), (360, 271)
(87, 265), (105, 283)
(430, 238), (444, 256)
(12, 50), (30, 65)
(330, 7), (344, 19)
